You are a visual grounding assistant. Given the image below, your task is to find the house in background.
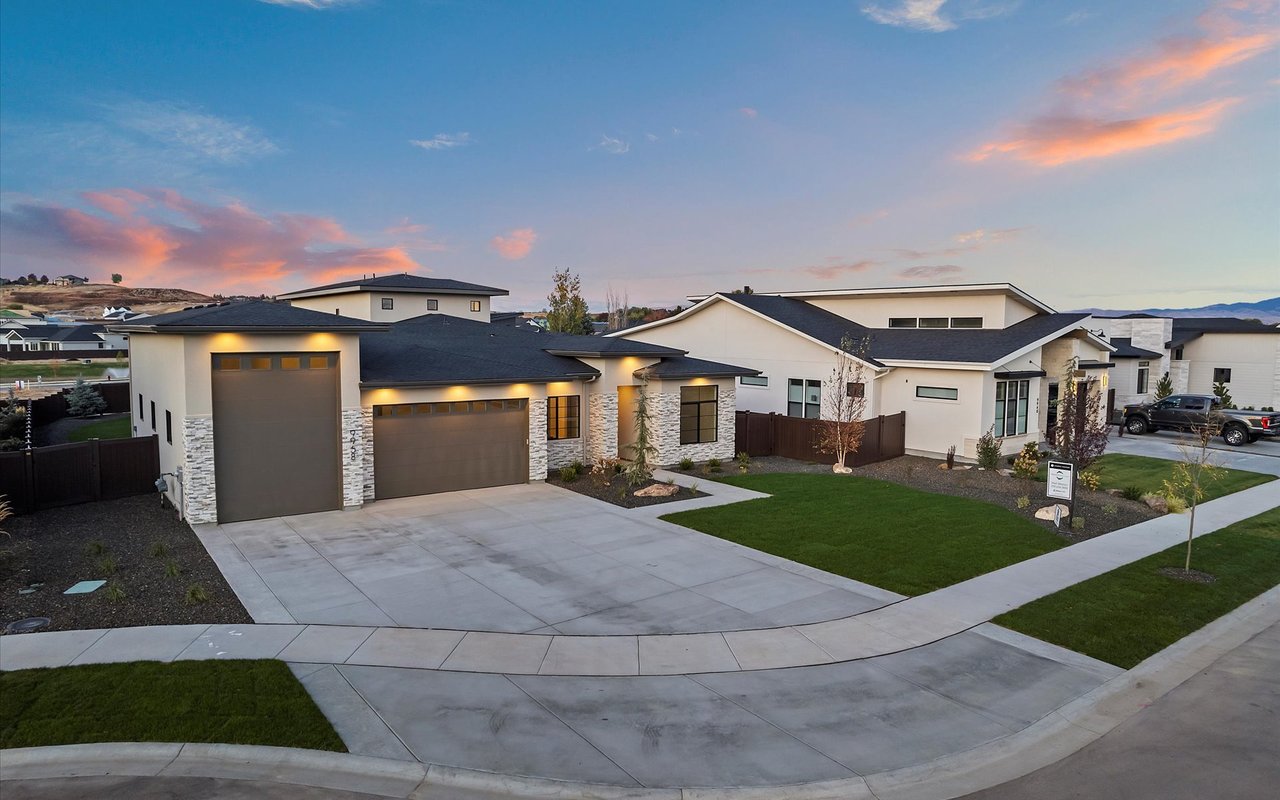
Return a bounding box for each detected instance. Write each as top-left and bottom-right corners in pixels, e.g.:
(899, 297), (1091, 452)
(53, 274), (89, 287)
(611, 283), (1113, 460)
(114, 278), (754, 525)
(1094, 315), (1280, 409)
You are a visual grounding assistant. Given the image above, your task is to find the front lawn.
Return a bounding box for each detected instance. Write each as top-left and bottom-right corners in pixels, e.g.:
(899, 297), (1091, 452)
(663, 473), (1066, 596)
(0, 362), (112, 381)
(994, 507), (1280, 668)
(1089, 453), (1274, 503)
(0, 659), (346, 751)
(66, 415), (132, 442)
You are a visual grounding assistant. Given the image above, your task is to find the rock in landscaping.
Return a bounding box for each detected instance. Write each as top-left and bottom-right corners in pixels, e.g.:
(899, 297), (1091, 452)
(1145, 495), (1168, 513)
(1105, 488), (1125, 496)
(634, 483), (680, 498)
(1034, 504), (1070, 521)
(832, 464), (853, 474)
(997, 469), (1014, 477)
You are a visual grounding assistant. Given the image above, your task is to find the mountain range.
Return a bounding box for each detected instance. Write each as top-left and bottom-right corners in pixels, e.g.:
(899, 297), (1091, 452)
(1073, 296), (1280, 324)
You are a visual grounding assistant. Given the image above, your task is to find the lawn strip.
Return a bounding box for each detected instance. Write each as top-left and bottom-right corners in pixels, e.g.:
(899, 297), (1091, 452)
(66, 415), (133, 442)
(994, 507), (1280, 669)
(0, 659), (345, 751)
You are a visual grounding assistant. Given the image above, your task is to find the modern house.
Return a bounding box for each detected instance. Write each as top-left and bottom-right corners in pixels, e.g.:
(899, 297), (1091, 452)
(53, 275), (89, 287)
(1094, 315), (1280, 409)
(0, 322), (126, 353)
(115, 275), (754, 524)
(610, 284), (1114, 460)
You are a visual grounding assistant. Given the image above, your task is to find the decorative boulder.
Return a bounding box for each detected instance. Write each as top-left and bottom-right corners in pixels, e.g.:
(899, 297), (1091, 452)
(1034, 504), (1070, 521)
(635, 483), (680, 498)
(1145, 495), (1168, 513)
(832, 464), (853, 474)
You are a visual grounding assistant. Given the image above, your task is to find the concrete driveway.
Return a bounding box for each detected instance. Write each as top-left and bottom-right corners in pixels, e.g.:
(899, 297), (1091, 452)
(194, 482), (895, 635)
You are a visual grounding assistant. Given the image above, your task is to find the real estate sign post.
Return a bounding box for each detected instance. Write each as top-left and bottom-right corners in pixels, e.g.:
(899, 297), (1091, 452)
(1047, 460), (1075, 524)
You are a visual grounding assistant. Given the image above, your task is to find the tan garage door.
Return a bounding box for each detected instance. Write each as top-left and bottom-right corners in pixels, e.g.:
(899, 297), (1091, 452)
(211, 353), (342, 523)
(373, 399), (528, 499)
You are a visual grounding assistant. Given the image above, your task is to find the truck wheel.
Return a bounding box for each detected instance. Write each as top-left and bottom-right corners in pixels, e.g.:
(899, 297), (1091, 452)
(1125, 416), (1148, 435)
(1223, 425), (1248, 447)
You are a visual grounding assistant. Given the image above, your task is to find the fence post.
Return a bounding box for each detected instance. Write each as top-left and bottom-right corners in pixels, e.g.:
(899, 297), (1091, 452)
(89, 438), (102, 501)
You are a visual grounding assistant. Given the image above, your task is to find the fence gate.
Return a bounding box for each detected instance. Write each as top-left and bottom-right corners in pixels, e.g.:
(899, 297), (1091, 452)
(0, 434), (160, 514)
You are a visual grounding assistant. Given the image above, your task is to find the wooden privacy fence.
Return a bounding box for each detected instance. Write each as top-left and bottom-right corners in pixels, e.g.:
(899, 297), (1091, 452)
(0, 434), (160, 514)
(735, 410), (906, 468)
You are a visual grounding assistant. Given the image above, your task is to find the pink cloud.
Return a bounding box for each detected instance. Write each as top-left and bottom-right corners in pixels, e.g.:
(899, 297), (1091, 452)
(738, 107), (759, 119)
(0, 188), (420, 295)
(490, 227), (538, 260)
(896, 264), (965, 281)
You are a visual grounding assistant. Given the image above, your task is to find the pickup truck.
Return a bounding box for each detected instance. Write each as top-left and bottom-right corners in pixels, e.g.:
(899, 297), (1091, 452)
(1122, 394), (1280, 446)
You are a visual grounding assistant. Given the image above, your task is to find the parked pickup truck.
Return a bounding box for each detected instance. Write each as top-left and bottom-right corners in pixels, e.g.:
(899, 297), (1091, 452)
(1122, 394), (1280, 446)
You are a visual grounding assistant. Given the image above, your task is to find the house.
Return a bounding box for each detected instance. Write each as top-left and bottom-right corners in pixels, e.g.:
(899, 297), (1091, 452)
(277, 273), (508, 321)
(1094, 314), (1280, 409)
(610, 283), (1114, 460)
(53, 275), (89, 287)
(113, 283), (755, 524)
(0, 323), (125, 353)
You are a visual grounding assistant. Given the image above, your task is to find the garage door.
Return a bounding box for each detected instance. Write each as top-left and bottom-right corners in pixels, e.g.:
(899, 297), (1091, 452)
(373, 399), (528, 499)
(211, 353), (342, 523)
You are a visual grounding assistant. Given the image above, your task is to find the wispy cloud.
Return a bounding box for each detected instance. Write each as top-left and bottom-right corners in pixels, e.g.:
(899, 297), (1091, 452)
(861, 1), (1016, 32)
(848, 208), (890, 228)
(738, 107), (759, 119)
(107, 99), (279, 164)
(384, 217), (450, 252)
(490, 227), (538, 260)
(596, 135), (630, 155)
(255, 0), (360, 9)
(897, 264), (965, 280)
(0, 188), (417, 295)
(892, 227), (1025, 259)
(968, 1), (1276, 166)
(409, 132), (471, 151)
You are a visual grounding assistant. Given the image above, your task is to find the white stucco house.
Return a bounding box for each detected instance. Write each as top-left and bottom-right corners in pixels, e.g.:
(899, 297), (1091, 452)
(113, 274), (754, 525)
(610, 283), (1114, 460)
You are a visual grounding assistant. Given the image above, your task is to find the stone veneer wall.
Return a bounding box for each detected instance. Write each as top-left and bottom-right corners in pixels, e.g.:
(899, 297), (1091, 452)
(547, 438), (585, 470)
(182, 416), (217, 524)
(528, 397), (549, 481)
(340, 408), (366, 509)
(1170, 360), (1190, 395)
(587, 392), (618, 462)
(360, 407), (375, 501)
(649, 388), (736, 465)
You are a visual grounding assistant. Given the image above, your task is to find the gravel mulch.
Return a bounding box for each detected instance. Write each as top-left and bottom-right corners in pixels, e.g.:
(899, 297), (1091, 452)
(546, 470), (707, 508)
(0, 495), (251, 635)
(732, 454), (1159, 541)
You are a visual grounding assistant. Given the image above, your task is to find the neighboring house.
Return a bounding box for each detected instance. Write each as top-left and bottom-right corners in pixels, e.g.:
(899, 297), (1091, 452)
(0, 323), (122, 353)
(611, 283), (1113, 460)
(114, 284), (754, 524)
(54, 275), (89, 287)
(278, 273), (508, 321)
(1094, 315), (1280, 409)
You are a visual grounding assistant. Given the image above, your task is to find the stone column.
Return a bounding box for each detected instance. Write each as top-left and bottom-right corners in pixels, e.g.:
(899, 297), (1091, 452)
(340, 408), (366, 510)
(182, 415), (218, 524)
(586, 392), (618, 463)
(528, 397), (549, 481)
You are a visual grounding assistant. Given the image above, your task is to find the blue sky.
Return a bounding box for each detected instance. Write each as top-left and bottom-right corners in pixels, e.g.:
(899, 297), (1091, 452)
(1, 0), (1276, 311)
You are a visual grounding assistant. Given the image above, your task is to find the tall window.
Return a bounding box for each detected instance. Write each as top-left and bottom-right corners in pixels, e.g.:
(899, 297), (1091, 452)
(995, 379), (1030, 437)
(680, 385), (718, 444)
(165, 410), (172, 444)
(787, 378), (821, 418)
(547, 395), (580, 440)
(381, 297), (394, 310)
(1137, 361), (1149, 394)
(150, 401), (156, 431)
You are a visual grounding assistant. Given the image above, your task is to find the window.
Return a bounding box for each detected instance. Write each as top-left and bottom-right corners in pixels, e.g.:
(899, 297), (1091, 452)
(216, 356), (240, 370)
(547, 395), (581, 440)
(680, 385), (718, 444)
(920, 317), (949, 329)
(150, 401), (156, 431)
(846, 382), (865, 399)
(1213, 367), (1231, 383)
(787, 378), (821, 418)
(165, 411), (172, 444)
(138, 394), (144, 419)
(994, 379), (1029, 436)
(916, 386), (958, 400)
(739, 375), (768, 387)
(427, 299), (439, 311)
(249, 356), (271, 370)
(308, 355), (330, 369)
(951, 317), (982, 328)
(888, 317), (917, 328)
(280, 356), (301, 370)
(470, 300), (482, 312)
(381, 297), (394, 310)
(1172, 346), (1184, 360)
(1184, 396), (1208, 411)
(1137, 361), (1149, 394)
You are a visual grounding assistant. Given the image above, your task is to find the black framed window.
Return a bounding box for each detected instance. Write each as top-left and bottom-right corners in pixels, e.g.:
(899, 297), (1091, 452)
(165, 410), (172, 444)
(994, 379), (1029, 436)
(916, 385), (958, 400)
(547, 395), (581, 440)
(680, 385), (718, 444)
(470, 300), (482, 312)
(427, 299), (439, 311)
(1137, 361), (1149, 394)
(740, 375), (768, 387)
(1173, 346), (1184, 360)
(951, 317), (982, 328)
(846, 382), (865, 398)
(888, 317), (917, 328)
(138, 394), (144, 419)
(1213, 367), (1231, 383)
(920, 317), (949, 329)
(787, 378), (821, 418)
(381, 297), (394, 310)
(150, 400), (156, 431)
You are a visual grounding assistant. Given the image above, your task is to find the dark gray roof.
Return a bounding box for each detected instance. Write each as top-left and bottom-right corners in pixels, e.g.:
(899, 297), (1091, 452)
(1168, 316), (1279, 348)
(108, 301), (388, 332)
(1107, 337), (1163, 359)
(541, 334), (684, 358)
(46, 324), (106, 343)
(278, 273), (508, 299)
(722, 294), (1090, 365)
(637, 356), (760, 380)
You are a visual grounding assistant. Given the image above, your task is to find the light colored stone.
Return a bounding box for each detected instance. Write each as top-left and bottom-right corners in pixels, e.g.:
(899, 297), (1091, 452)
(1145, 495), (1169, 513)
(182, 415), (217, 524)
(1034, 503), (1071, 521)
(587, 392), (619, 462)
(340, 407), (365, 510)
(634, 482), (680, 498)
(547, 437), (585, 470)
(360, 406), (375, 501)
(649, 388), (736, 466)
(528, 397), (549, 482)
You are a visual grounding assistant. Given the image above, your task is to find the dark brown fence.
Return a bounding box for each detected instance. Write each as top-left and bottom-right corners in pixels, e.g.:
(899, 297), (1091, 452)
(735, 410), (906, 468)
(9, 382), (132, 426)
(0, 349), (126, 362)
(0, 435), (159, 514)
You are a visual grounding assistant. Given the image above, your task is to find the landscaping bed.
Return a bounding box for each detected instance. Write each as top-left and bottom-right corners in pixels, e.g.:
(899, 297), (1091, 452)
(547, 467), (706, 508)
(0, 495), (251, 635)
(0, 659), (345, 751)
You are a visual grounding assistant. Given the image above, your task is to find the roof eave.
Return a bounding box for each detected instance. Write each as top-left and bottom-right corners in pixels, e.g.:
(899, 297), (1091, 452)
(278, 285), (508, 300)
(546, 347), (685, 358)
(109, 324), (391, 334)
(360, 372), (597, 389)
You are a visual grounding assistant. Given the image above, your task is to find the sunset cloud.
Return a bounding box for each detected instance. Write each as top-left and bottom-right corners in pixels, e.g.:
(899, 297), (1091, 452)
(891, 227), (1024, 259)
(0, 189), (418, 295)
(795, 258), (878, 280)
(490, 227), (538, 260)
(897, 264), (965, 280)
(256, 0), (359, 8)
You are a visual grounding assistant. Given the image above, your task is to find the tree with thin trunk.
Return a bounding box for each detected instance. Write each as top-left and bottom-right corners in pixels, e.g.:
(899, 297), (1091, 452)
(545, 268), (594, 335)
(625, 374), (656, 485)
(1163, 421), (1224, 574)
(817, 335), (869, 474)
(605, 286), (630, 332)
(1054, 356), (1109, 470)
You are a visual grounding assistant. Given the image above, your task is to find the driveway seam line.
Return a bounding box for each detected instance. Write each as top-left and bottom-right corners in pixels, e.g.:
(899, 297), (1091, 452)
(329, 663), (418, 760)
(279, 516), (385, 619)
(201, 525), (296, 623)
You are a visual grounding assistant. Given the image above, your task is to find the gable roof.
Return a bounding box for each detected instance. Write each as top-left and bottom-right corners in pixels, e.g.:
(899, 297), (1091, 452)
(637, 355), (760, 380)
(1107, 337), (1163, 359)
(107, 300), (389, 333)
(277, 273), (508, 300)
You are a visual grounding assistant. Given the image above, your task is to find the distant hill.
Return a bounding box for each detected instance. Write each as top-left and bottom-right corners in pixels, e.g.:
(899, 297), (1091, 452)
(0, 283), (213, 318)
(1075, 296), (1280, 324)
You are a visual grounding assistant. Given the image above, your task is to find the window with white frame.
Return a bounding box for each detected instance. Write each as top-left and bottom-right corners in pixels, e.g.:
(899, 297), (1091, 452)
(916, 386), (958, 400)
(788, 378), (822, 418)
(1137, 361), (1149, 394)
(994, 379), (1030, 436)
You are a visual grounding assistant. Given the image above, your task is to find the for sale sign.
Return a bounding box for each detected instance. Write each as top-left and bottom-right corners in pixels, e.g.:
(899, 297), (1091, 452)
(1047, 461), (1075, 501)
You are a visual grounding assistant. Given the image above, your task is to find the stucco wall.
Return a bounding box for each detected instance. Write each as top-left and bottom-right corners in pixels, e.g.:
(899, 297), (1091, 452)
(292, 291), (489, 322)
(1182, 332), (1280, 408)
(803, 292), (1035, 329)
(878, 367), (987, 458)
(289, 293), (372, 320)
(129, 333), (189, 515)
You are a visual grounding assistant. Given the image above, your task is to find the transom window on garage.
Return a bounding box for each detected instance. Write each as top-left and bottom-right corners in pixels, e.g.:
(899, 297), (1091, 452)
(788, 378), (822, 418)
(995, 379), (1030, 436)
(214, 354), (334, 371)
(680, 385), (718, 444)
(547, 395), (580, 439)
(373, 398), (527, 417)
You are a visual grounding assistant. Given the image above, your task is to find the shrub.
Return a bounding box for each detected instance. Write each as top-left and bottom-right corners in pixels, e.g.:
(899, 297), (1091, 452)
(558, 465), (579, 482)
(946, 445), (956, 470)
(1165, 494), (1188, 514)
(707, 458), (722, 473)
(1121, 485), (1144, 501)
(1016, 495), (1031, 509)
(976, 426), (1001, 470)
(185, 583), (210, 605)
(569, 460), (585, 473)
(736, 451), (751, 471)
(1012, 442), (1040, 480)
(104, 582), (126, 603)
(591, 457), (622, 477)
(84, 540), (106, 557)
(678, 457), (694, 471)
(1102, 503), (1118, 516)
(66, 378), (108, 417)
(149, 541), (169, 559)
(96, 555), (117, 576)
(1079, 470), (1101, 492)
(164, 559), (183, 579)
(1071, 516), (1085, 531)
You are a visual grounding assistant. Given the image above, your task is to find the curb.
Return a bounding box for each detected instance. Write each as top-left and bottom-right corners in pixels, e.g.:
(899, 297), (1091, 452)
(4, 584), (1276, 799)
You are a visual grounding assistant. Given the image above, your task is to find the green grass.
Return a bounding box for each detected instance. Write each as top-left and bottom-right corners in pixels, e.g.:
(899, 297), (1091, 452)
(663, 473), (1067, 596)
(0, 362), (115, 381)
(66, 415), (132, 442)
(995, 507), (1280, 668)
(0, 660), (346, 751)
(1089, 453), (1274, 502)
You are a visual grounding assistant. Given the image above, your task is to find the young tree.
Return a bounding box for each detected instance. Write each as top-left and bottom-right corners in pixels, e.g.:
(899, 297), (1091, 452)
(545, 268), (594, 335)
(625, 375), (657, 485)
(816, 335), (869, 473)
(1212, 380), (1234, 409)
(111, 273), (124, 285)
(66, 378), (108, 417)
(605, 286), (630, 332)
(1055, 357), (1109, 469)
(1163, 421), (1224, 574)
(1153, 371), (1173, 400)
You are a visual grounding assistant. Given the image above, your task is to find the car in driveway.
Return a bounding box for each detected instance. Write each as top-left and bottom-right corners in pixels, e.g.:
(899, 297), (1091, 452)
(1122, 394), (1280, 446)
